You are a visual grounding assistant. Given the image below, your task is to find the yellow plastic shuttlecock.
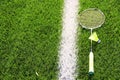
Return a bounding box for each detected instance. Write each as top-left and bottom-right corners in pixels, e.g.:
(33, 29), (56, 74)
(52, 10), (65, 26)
(89, 32), (101, 43)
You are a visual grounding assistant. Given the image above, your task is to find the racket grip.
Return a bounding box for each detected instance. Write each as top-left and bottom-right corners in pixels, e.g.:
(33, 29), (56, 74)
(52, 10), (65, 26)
(89, 51), (94, 76)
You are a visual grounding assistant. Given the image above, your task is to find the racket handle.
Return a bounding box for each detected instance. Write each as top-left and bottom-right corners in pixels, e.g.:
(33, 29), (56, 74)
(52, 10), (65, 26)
(89, 51), (94, 76)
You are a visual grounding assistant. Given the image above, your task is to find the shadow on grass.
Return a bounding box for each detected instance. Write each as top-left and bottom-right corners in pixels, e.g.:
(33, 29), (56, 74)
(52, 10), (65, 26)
(88, 76), (93, 80)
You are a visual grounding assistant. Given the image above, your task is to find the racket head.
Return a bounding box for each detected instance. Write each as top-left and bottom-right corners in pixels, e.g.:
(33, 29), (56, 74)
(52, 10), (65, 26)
(79, 8), (105, 29)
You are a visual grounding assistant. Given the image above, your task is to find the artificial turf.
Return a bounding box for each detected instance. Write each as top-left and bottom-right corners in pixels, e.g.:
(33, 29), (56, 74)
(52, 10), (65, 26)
(0, 0), (63, 80)
(77, 0), (120, 80)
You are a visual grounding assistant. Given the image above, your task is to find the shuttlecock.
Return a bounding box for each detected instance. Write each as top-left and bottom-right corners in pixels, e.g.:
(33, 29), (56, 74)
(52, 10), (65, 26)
(89, 32), (101, 43)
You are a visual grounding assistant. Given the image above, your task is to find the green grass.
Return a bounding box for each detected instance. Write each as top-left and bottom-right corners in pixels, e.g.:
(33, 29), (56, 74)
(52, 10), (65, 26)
(0, 0), (63, 80)
(77, 0), (120, 80)
(1, 0), (120, 80)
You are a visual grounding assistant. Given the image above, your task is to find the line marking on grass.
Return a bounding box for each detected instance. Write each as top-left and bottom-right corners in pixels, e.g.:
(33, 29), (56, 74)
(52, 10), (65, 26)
(58, 0), (79, 80)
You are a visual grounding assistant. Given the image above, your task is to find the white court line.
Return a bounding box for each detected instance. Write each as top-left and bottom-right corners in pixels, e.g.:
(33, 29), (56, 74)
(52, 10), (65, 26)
(58, 0), (79, 80)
